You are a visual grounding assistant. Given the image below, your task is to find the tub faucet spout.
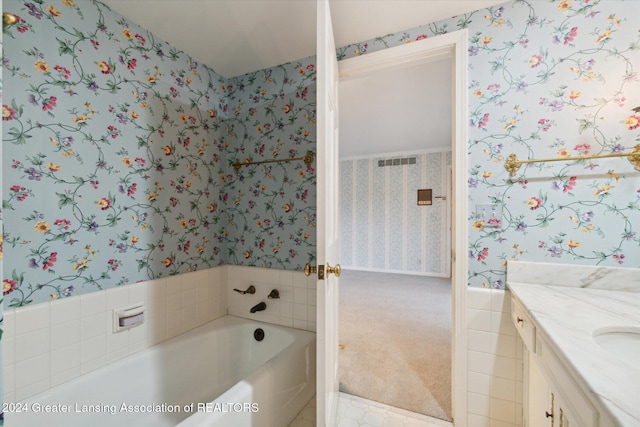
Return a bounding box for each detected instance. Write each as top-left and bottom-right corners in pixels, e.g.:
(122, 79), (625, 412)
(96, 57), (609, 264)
(250, 302), (267, 313)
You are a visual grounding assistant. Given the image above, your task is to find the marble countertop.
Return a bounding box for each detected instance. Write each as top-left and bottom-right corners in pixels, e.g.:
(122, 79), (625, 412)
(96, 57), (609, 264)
(507, 281), (640, 426)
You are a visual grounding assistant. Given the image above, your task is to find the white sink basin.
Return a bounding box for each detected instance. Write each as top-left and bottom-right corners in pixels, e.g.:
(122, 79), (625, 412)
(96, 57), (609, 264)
(593, 326), (640, 370)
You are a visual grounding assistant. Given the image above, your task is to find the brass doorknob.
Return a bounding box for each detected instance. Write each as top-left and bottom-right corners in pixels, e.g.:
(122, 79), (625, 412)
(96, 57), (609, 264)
(326, 262), (341, 277)
(304, 263), (317, 277)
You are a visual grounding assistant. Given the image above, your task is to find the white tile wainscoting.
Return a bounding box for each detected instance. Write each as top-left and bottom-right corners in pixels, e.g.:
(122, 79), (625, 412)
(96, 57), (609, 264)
(466, 287), (524, 427)
(5, 267), (522, 426)
(2, 268), (227, 403)
(226, 265), (317, 332)
(2, 265), (317, 405)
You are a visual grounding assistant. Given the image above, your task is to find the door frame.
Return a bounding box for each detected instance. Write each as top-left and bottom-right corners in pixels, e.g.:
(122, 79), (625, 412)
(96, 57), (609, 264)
(444, 165), (453, 278)
(338, 29), (469, 426)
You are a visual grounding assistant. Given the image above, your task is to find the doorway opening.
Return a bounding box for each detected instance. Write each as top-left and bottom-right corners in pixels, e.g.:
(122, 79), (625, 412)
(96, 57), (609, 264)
(337, 61), (453, 420)
(335, 30), (469, 425)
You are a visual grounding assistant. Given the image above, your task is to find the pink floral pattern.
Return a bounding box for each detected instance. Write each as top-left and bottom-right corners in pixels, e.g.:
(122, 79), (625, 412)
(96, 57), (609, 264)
(2, 0), (640, 422)
(2, 1), (316, 307)
(339, 0), (640, 288)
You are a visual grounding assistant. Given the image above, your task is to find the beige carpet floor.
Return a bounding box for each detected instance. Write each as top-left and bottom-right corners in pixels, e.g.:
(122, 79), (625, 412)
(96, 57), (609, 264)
(338, 270), (452, 421)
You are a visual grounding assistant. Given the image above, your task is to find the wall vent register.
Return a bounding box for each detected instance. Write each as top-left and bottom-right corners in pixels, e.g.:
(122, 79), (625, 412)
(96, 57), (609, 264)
(377, 156), (417, 167)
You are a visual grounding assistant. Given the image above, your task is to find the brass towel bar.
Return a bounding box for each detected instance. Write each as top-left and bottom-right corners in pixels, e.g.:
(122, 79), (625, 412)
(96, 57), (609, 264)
(3, 12), (17, 28)
(232, 151), (314, 174)
(504, 144), (640, 177)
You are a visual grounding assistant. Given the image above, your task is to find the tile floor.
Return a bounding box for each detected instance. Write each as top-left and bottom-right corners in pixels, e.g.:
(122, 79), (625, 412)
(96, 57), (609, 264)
(289, 393), (454, 427)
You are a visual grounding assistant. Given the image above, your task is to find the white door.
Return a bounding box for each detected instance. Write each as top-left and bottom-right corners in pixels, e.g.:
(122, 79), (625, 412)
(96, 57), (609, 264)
(316, 0), (340, 425)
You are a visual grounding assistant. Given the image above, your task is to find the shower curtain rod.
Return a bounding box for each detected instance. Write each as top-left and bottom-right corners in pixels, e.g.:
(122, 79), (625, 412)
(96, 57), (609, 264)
(232, 151), (314, 174)
(504, 144), (640, 177)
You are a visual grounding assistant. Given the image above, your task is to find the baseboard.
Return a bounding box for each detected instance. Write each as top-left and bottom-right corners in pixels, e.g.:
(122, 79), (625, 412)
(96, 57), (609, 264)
(341, 266), (450, 279)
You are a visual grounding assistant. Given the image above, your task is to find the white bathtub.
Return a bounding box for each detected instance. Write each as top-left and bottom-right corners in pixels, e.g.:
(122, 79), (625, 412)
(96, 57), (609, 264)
(9, 315), (316, 427)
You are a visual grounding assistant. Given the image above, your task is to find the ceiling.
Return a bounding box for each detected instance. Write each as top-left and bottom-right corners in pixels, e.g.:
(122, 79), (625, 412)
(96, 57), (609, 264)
(339, 58), (452, 159)
(101, 0), (505, 77)
(101, 0), (505, 158)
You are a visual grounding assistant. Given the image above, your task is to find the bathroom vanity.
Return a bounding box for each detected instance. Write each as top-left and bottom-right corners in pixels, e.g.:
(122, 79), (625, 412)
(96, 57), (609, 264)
(506, 261), (640, 427)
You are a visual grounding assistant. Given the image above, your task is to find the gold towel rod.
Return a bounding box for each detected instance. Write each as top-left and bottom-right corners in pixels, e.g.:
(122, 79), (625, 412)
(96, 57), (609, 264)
(504, 144), (640, 177)
(232, 150), (314, 174)
(3, 12), (17, 28)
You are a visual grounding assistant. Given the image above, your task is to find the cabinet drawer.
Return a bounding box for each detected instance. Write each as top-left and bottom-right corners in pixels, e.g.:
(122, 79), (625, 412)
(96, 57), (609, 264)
(511, 296), (536, 353)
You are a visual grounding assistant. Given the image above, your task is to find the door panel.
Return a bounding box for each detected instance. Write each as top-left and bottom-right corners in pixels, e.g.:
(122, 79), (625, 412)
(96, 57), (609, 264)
(316, 0), (340, 425)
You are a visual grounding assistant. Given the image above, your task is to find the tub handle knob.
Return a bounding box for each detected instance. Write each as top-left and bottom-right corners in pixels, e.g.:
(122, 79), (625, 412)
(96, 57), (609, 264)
(268, 289), (280, 299)
(234, 285), (256, 295)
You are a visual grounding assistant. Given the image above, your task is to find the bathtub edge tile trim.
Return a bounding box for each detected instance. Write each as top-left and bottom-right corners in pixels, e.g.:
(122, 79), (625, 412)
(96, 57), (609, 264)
(3, 266), (229, 403)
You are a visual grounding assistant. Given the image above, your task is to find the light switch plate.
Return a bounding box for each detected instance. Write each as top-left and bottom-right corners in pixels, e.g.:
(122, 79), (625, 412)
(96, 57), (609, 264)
(475, 204), (502, 228)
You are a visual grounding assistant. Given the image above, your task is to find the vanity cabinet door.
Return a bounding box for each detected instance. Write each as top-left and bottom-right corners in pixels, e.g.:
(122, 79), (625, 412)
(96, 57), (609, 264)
(536, 335), (598, 427)
(526, 352), (554, 427)
(527, 352), (586, 427)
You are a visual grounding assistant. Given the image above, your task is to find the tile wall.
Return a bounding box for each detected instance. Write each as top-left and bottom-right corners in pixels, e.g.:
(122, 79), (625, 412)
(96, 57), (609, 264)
(3, 267), (227, 403)
(467, 287), (524, 427)
(6, 266), (523, 426)
(227, 265), (317, 332)
(3, 265), (316, 405)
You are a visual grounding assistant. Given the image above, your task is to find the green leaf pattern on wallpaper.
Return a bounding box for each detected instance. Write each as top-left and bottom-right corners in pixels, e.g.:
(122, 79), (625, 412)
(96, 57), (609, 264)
(223, 65), (317, 268)
(338, 0), (640, 288)
(2, 0), (640, 304)
(2, 0), (316, 307)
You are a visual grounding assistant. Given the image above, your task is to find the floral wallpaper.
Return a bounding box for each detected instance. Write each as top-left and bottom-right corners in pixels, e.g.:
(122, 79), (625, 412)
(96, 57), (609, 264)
(341, 152), (451, 274)
(2, 0), (639, 420)
(1, 0), (317, 309)
(0, 82), (4, 422)
(221, 62), (317, 269)
(2, 0), (227, 307)
(338, 0), (640, 288)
